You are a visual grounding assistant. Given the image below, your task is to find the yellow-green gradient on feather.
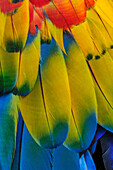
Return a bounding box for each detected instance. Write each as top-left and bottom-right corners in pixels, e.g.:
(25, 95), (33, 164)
(0, 94), (18, 170)
(63, 32), (97, 152)
(19, 39), (71, 148)
(1, 0), (29, 52)
(0, 47), (19, 93)
(15, 30), (40, 96)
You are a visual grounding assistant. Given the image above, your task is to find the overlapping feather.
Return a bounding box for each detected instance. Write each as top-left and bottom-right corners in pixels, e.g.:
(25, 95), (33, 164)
(1, 0), (113, 169)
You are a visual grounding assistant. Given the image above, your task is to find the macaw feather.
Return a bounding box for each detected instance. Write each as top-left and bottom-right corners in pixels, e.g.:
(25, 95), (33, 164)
(63, 32), (97, 152)
(1, 0), (113, 169)
(0, 47), (19, 93)
(94, 0), (113, 27)
(19, 38), (71, 148)
(0, 0), (22, 13)
(94, 80), (113, 132)
(0, 94), (18, 170)
(29, 5), (44, 34)
(14, 30), (40, 96)
(71, 21), (96, 59)
(87, 9), (113, 49)
(44, 0), (86, 29)
(88, 52), (113, 107)
(1, 0), (29, 52)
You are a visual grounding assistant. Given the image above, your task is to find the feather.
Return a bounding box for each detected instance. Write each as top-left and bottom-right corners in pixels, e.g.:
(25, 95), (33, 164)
(44, 0), (86, 29)
(0, 94), (18, 169)
(94, 0), (113, 27)
(0, 0), (22, 13)
(0, 47), (19, 93)
(63, 32), (97, 152)
(14, 29), (40, 96)
(1, 0), (29, 52)
(87, 9), (113, 50)
(1, 0), (113, 169)
(94, 79), (113, 132)
(29, 5), (45, 34)
(88, 52), (113, 107)
(71, 21), (95, 59)
(87, 17), (107, 55)
(19, 38), (71, 148)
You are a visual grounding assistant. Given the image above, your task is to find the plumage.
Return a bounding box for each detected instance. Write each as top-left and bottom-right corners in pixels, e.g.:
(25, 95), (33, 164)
(1, 0), (113, 169)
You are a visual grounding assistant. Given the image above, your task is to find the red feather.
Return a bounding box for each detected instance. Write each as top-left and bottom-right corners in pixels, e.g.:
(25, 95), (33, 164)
(29, 2), (45, 34)
(0, 0), (22, 13)
(45, 0), (86, 29)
